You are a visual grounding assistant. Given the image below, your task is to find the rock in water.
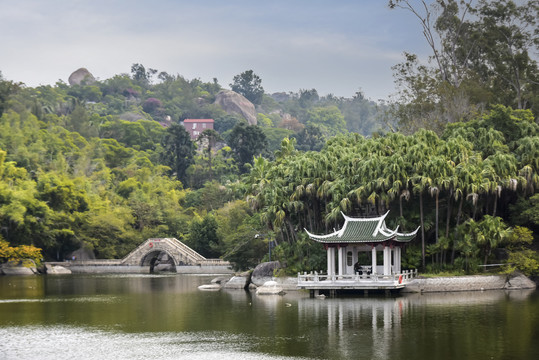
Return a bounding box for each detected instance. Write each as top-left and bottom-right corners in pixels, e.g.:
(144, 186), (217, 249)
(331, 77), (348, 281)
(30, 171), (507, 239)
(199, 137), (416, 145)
(224, 275), (250, 289)
(68, 68), (96, 86)
(198, 283), (222, 291)
(45, 264), (72, 274)
(251, 261), (282, 287)
(214, 90), (257, 125)
(1, 260), (37, 275)
(256, 280), (285, 295)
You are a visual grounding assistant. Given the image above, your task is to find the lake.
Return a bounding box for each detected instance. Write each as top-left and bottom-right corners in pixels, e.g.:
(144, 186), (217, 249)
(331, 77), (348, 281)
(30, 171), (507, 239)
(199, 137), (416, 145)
(0, 274), (538, 359)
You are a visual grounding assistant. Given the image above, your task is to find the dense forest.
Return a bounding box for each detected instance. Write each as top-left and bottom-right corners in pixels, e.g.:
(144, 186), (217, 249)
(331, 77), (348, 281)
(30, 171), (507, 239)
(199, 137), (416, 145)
(1, 0), (538, 276)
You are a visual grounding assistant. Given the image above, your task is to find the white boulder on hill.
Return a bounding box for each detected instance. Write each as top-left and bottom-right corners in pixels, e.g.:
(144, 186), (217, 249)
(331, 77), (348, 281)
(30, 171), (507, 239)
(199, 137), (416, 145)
(68, 68), (96, 86)
(214, 90), (257, 125)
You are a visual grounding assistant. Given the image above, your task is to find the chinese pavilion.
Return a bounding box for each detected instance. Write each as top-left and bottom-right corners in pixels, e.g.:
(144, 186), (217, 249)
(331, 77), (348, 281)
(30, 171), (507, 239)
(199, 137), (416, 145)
(298, 211), (419, 293)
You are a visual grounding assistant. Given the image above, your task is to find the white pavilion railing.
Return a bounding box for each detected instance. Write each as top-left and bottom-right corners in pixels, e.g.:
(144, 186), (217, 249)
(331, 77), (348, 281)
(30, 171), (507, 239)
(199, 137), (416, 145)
(297, 269), (418, 287)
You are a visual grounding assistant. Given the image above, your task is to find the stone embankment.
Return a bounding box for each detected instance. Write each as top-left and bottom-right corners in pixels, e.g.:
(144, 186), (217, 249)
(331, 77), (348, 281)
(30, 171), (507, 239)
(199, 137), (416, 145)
(219, 262), (536, 294)
(401, 272), (536, 293)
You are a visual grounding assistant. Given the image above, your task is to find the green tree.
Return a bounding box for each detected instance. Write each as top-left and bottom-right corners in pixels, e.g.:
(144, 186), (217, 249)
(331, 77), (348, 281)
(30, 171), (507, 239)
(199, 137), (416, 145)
(230, 70), (265, 105)
(388, 0), (539, 132)
(293, 124), (326, 151)
(0, 72), (20, 117)
(160, 124), (195, 184)
(215, 200), (267, 270)
(131, 63), (157, 87)
(67, 104), (98, 138)
(305, 106), (346, 136)
(187, 214), (220, 258)
(473, 0), (539, 111)
(299, 88), (319, 108)
(196, 129), (223, 182)
(226, 122), (268, 173)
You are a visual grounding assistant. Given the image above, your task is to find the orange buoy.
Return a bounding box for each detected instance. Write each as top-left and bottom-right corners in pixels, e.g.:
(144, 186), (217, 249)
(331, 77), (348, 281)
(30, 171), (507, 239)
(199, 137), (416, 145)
(398, 275), (403, 284)
(149, 242), (153, 248)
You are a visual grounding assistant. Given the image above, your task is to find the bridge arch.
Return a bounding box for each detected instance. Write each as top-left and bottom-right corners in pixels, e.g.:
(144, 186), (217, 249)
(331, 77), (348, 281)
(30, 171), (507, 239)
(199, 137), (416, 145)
(140, 249), (179, 272)
(140, 249), (179, 266)
(122, 238), (212, 267)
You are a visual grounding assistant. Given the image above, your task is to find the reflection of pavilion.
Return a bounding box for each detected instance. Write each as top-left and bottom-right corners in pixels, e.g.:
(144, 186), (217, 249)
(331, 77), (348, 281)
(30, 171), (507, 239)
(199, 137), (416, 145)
(298, 212), (419, 295)
(297, 296), (408, 359)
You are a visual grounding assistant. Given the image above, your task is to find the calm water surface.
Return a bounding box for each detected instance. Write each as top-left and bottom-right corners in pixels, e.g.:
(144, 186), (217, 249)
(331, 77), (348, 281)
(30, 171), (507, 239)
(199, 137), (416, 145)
(0, 274), (538, 360)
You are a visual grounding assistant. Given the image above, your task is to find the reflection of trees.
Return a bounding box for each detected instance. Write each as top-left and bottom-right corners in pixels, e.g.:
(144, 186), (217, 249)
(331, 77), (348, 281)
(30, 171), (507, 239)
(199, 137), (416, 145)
(296, 290), (535, 359)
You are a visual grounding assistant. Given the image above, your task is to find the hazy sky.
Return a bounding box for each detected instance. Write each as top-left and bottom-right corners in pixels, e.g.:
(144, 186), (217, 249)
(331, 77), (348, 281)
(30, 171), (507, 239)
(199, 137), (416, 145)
(0, 0), (431, 101)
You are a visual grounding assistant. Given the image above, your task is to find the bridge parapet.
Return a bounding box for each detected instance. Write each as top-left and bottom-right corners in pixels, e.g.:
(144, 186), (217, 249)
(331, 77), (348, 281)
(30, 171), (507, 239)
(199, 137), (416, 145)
(121, 238), (230, 267)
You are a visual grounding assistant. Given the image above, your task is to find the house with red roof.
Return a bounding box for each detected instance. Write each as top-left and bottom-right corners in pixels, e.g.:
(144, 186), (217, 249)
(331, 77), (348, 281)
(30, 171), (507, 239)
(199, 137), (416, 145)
(182, 119), (214, 140)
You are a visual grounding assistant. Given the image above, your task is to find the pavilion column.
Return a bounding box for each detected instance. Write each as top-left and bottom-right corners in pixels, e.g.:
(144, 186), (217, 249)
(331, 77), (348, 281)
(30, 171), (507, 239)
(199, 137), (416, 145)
(383, 245), (391, 275)
(337, 246), (343, 275)
(371, 246), (377, 274)
(327, 246), (336, 276)
(326, 247), (331, 276)
(337, 246), (345, 276)
(394, 247), (401, 274)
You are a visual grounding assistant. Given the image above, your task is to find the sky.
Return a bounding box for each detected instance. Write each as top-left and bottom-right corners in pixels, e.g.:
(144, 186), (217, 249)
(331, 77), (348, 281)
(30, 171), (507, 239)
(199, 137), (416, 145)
(0, 0), (432, 101)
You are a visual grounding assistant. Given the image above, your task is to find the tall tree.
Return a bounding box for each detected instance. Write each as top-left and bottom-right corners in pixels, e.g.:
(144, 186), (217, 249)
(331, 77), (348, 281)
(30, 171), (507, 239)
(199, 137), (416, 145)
(187, 214), (220, 258)
(160, 124), (195, 184)
(305, 106), (347, 137)
(388, 0), (479, 132)
(226, 122), (268, 173)
(0, 72), (20, 117)
(293, 124), (326, 151)
(130, 63), (157, 87)
(388, 0), (539, 132)
(196, 129), (223, 182)
(230, 70), (265, 105)
(473, 0), (539, 111)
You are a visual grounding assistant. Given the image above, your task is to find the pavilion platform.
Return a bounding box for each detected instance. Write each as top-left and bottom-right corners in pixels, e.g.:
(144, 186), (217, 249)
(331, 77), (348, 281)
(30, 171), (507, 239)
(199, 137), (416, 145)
(297, 270), (418, 295)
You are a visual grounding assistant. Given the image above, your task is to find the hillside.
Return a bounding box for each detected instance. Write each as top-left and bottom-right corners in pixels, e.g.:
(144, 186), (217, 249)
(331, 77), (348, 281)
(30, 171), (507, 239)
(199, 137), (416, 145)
(1, 65), (539, 277)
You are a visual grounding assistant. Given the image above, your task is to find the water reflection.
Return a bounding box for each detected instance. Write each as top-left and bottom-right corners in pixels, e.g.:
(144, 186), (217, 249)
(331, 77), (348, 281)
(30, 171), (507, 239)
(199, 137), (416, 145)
(1, 274), (538, 360)
(295, 296), (404, 359)
(293, 290), (536, 360)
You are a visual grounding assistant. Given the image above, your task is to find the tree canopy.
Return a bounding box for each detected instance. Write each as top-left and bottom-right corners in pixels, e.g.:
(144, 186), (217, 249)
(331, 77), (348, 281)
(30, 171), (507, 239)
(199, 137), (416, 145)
(0, 52), (538, 275)
(230, 70), (265, 105)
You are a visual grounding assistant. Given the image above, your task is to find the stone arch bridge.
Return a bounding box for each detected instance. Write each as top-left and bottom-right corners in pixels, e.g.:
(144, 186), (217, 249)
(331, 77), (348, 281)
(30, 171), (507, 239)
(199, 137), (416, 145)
(121, 238), (231, 271)
(56, 238), (233, 274)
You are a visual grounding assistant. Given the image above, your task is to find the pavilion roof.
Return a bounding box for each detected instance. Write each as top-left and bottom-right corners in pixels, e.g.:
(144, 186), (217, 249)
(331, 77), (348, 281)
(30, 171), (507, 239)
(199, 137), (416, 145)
(305, 211), (419, 244)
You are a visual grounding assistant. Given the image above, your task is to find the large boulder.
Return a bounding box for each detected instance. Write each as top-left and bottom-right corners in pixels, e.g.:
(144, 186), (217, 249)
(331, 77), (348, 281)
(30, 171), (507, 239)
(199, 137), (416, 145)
(256, 280), (285, 295)
(45, 264), (72, 275)
(224, 271), (252, 290)
(1, 260), (38, 275)
(68, 68), (96, 86)
(504, 272), (536, 290)
(214, 90), (257, 125)
(251, 261), (282, 287)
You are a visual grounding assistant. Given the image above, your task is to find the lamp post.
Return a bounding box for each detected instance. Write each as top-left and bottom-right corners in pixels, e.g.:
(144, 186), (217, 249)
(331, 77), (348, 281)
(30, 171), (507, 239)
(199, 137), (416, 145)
(255, 233), (274, 262)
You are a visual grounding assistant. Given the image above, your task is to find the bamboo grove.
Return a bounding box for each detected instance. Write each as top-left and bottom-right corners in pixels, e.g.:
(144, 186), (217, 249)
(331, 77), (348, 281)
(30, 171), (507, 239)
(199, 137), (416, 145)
(245, 105), (539, 273)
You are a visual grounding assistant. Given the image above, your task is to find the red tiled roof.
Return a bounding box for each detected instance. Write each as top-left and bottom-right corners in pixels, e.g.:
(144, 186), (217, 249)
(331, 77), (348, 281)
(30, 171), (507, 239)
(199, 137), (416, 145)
(183, 119), (214, 123)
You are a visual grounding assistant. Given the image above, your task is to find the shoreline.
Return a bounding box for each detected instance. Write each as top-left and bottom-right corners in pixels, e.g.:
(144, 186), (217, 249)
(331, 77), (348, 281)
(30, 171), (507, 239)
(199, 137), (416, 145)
(400, 273), (536, 293)
(2, 263), (537, 294)
(246, 272), (537, 293)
